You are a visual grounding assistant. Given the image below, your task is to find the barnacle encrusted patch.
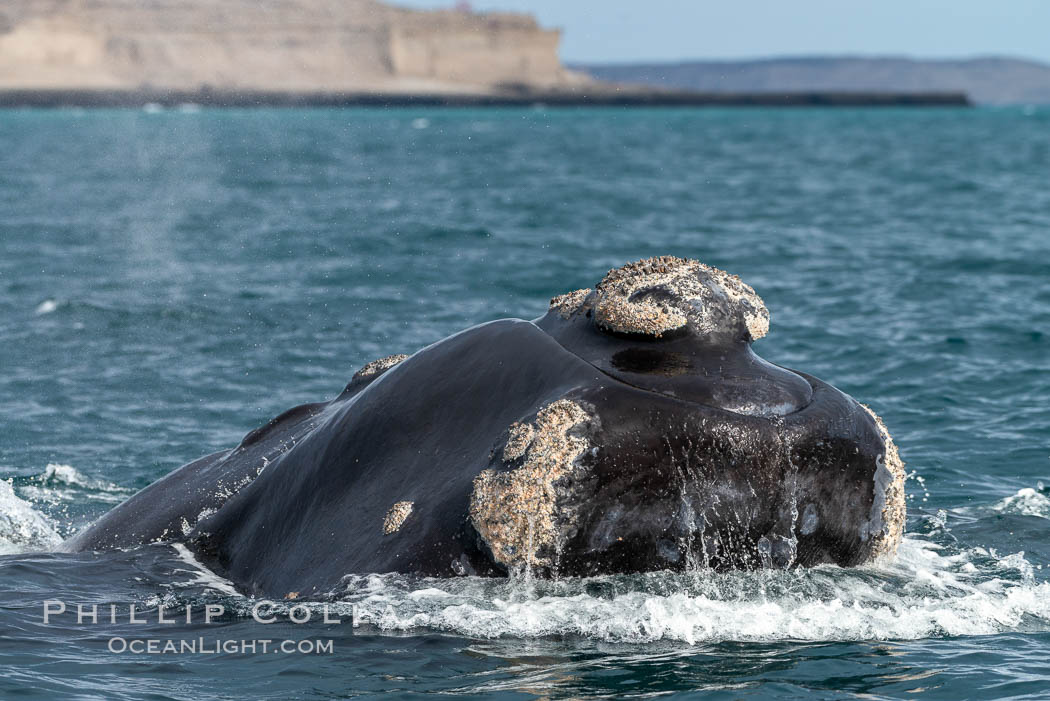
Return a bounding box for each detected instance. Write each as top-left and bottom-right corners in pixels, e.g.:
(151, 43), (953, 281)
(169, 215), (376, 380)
(590, 255), (770, 340)
(470, 399), (594, 570)
(549, 288), (592, 319)
(859, 404), (906, 558)
(353, 354), (409, 381)
(502, 422), (535, 462)
(383, 501), (414, 535)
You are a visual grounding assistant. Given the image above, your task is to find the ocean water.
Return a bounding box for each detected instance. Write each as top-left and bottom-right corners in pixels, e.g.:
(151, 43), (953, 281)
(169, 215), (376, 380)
(1, 106), (1048, 699)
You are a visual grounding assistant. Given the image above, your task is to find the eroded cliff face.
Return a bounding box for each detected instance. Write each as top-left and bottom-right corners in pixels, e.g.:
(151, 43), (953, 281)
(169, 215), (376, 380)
(0, 0), (587, 92)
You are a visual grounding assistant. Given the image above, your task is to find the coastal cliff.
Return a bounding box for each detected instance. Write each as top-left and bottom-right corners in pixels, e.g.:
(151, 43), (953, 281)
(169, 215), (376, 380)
(0, 2), (971, 107)
(0, 0), (588, 94)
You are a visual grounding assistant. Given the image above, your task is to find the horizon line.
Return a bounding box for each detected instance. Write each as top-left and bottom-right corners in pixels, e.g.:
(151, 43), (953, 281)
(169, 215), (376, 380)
(567, 52), (1050, 67)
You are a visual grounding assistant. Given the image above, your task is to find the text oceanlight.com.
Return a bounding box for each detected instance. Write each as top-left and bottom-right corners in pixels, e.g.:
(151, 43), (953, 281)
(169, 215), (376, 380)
(107, 638), (334, 655)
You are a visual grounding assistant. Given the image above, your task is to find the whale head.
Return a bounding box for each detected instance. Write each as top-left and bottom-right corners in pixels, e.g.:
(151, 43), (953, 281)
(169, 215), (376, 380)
(468, 256), (905, 576)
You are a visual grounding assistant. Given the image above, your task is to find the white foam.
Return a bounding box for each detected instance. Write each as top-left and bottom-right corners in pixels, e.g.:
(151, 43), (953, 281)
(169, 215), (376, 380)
(338, 537), (1050, 643)
(0, 479), (62, 554)
(18, 464), (130, 505)
(34, 299), (58, 315)
(989, 487), (1050, 518)
(41, 463), (92, 487)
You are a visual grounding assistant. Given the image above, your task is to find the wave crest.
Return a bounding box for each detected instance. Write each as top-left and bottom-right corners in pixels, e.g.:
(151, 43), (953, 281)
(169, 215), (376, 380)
(334, 538), (1050, 643)
(0, 479), (61, 554)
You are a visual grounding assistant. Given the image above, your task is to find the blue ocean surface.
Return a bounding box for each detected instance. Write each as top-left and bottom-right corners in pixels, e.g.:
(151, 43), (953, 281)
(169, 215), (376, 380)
(0, 106), (1048, 699)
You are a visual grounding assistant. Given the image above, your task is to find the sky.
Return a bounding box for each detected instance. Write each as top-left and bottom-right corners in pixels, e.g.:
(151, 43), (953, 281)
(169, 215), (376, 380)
(396, 1), (1050, 65)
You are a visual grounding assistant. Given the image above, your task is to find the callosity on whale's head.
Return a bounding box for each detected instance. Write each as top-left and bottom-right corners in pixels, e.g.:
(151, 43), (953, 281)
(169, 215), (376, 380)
(472, 255), (906, 576)
(552, 255), (770, 342)
(539, 256), (811, 418)
(66, 255), (905, 596)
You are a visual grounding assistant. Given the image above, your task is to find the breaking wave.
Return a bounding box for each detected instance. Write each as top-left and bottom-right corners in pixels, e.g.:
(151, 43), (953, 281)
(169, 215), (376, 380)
(152, 521), (1045, 645)
(38, 463), (102, 488)
(987, 484), (1050, 519)
(325, 536), (1050, 643)
(15, 463), (133, 507)
(0, 479), (61, 554)
(0, 463), (135, 549)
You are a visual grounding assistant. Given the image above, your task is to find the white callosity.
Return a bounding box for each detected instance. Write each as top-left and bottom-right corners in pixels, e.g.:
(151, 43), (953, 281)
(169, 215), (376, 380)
(859, 404), (906, 558)
(383, 501), (414, 535)
(470, 399), (594, 570)
(548, 288), (591, 319)
(501, 422), (535, 462)
(353, 353), (409, 381)
(548, 256), (770, 341)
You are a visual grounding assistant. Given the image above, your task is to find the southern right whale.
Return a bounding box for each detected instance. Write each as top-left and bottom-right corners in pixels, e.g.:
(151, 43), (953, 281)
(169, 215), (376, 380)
(65, 256), (905, 599)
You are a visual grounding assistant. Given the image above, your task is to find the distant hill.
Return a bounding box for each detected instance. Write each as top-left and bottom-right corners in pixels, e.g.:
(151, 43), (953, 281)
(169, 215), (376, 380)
(576, 56), (1050, 105)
